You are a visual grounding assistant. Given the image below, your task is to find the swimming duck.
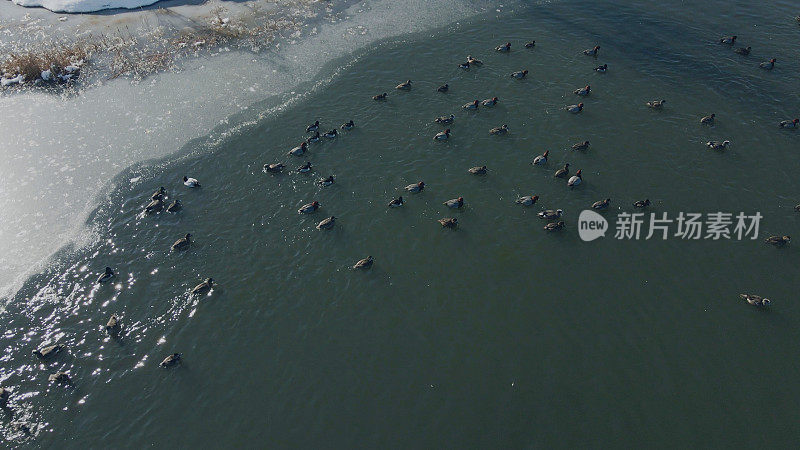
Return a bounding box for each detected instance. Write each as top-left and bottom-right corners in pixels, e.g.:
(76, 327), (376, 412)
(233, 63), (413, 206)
(151, 186), (165, 200)
(373, 93), (387, 101)
(97, 266), (115, 283)
(353, 256), (374, 270)
(405, 181), (425, 193)
(574, 85), (591, 96)
(646, 99), (666, 109)
(106, 314), (121, 335)
(482, 97), (499, 106)
(719, 35), (736, 45)
(458, 61), (470, 70)
(395, 80), (412, 90)
(572, 140), (590, 150)
(288, 142), (308, 156)
(435, 114), (455, 124)
(297, 161), (313, 173)
(739, 293), (770, 307)
(171, 233), (192, 251)
(316, 216), (336, 230)
(554, 163), (570, 178)
(532, 150), (549, 165)
(33, 343), (65, 359)
(183, 176), (200, 187)
(166, 199), (182, 212)
(566, 103), (584, 113)
(341, 120), (355, 130)
(48, 371), (71, 383)
(700, 113), (715, 124)
(467, 55), (483, 65)
(510, 70), (528, 79)
(159, 353), (182, 368)
(495, 42), (511, 52)
(583, 45), (600, 56)
(539, 209), (563, 220)
(444, 197), (464, 208)
(544, 221), (565, 231)
(633, 199), (651, 208)
(795, 204), (800, 212)
(525, 41), (536, 48)
(594, 64), (608, 73)
(298, 201), (320, 214)
(318, 175), (335, 187)
(434, 129), (451, 140)
(144, 197), (164, 214)
(516, 195), (539, 206)
(734, 46), (751, 55)
(264, 163), (285, 173)
(468, 165), (488, 175)
(779, 118), (799, 128)
(706, 140), (731, 150)
(463, 100), (479, 110)
(323, 129), (338, 139)
(759, 58), (776, 69)
(437, 84), (449, 92)
(567, 169), (583, 187)
(438, 217), (458, 229)
(191, 278), (213, 296)
(388, 196), (404, 208)
(306, 132), (321, 143)
(489, 124), (509, 135)
(592, 198), (611, 209)
(306, 120), (320, 132)
(765, 235), (791, 246)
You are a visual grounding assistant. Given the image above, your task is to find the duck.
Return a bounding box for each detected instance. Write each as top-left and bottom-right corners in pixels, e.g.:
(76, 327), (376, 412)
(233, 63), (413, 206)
(438, 217), (458, 229)
(482, 97), (499, 106)
(305, 120), (320, 133)
(538, 209), (563, 220)
(150, 186), (165, 200)
(734, 46), (751, 55)
(795, 204), (800, 212)
(353, 256), (374, 270)
(33, 343), (65, 359)
(373, 92), (387, 101)
(395, 80), (412, 90)
(106, 314), (121, 335)
(191, 278), (214, 296)
(318, 175), (335, 187)
(298, 201), (320, 214)
(97, 266), (115, 283)
(489, 124), (509, 135)
(458, 61), (470, 70)
(646, 99), (666, 109)
(183, 176), (200, 187)
(437, 84), (449, 92)
(495, 42), (511, 52)
(166, 199), (182, 212)
(525, 41), (536, 48)
(583, 45), (600, 56)
(144, 197), (164, 214)
(405, 181), (425, 193)
(48, 371), (71, 383)
(554, 163), (570, 178)
(739, 293), (770, 307)
(323, 129), (338, 139)
(574, 85), (591, 96)
(435, 114), (455, 124)
(468, 165), (487, 175)
(288, 142), (308, 156)
(434, 129), (451, 140)
(463, 100), (479, 110)
(306, 132), (321, 143)
(706, 140), (731, 150)
(572, 140), (590, 150)
(633, 199), (651, 208)
(516, 195), (539, 206)
(264, 163), (285, 173)
(297, 161), (313, 173)
(316, 216), (336, 230)
(719, 35), (736, 45)
(765, 235), (791, 246)
(171, 233), (192, 251)
(594, 64), (608, 73)
(467, 55), (483, 65)
(510, 70), (528, 79)
(779, 118), (799, 128)
(759, 58), (776, 69)
(340, 120), (354, 130)
(388, 196), (404, 208)
(567, 169), (583, 187)
(544, 221), (565, 231)
(566, 103), (584, 113)
(159, 353), (182, 368)
(592, 198), (611, 209)
(444, 197), (464, 208)
(532, 150), (549, 165)
(700, 113), (715, 124)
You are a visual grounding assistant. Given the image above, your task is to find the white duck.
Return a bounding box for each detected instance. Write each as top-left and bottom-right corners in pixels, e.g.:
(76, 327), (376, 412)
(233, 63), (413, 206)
(288, 142), (308, 156)
(566, 103), (584, 113)
(434, 129), (451, 140)
(574, 85), (591, 96)
(759, 58), (776, 70)
(568, 169), (583, 187)
(405, 181), (425, 193)
(532, 150), (549, 165)
(298, 201), (320, 214)
(779, 118), (799, 128)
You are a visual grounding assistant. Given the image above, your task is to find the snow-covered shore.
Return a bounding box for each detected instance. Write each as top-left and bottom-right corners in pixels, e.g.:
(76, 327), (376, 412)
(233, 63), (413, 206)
(10, 0), (161, 13)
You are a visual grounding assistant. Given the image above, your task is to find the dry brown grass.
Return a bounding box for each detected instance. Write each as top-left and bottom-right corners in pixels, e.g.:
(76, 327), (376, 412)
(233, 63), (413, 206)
(2, 42), (95, 80)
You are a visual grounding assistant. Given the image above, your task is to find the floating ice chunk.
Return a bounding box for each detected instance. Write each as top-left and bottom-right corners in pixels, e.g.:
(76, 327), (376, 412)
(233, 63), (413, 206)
(1, 75), (24, 86)
(41, 70), (53, 81)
